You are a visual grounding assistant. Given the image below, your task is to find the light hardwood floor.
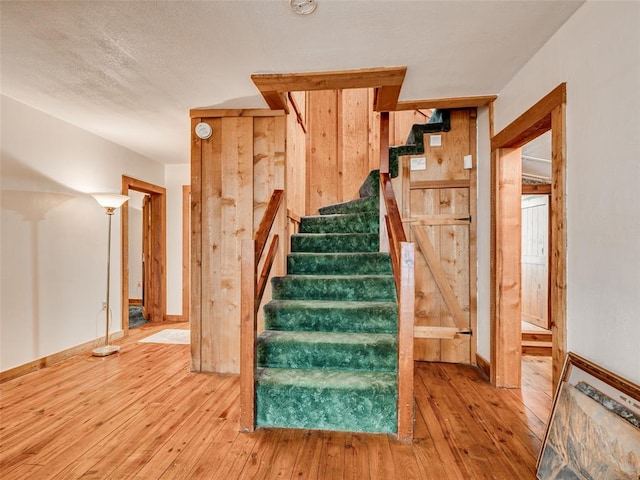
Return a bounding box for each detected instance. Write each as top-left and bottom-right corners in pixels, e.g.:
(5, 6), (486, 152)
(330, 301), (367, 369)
(0, 322), (553, 479)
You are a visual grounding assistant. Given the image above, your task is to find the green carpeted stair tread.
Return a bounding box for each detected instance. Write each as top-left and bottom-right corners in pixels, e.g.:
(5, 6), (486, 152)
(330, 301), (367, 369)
(271, 274), (396, 302)
(263, 299), (397, 333)
(257, 330), (398, 371)
(358, 169), (380, 198)
(256, 367), (397, 433)
(287, 252), (392, 275)
(291, 233), (379, 253)
(299, 212), (379, 234)
(318, 195), (379, 216)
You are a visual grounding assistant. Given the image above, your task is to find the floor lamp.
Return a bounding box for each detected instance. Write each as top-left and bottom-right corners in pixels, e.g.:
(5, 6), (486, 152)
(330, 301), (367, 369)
(92, 193), (129, 357)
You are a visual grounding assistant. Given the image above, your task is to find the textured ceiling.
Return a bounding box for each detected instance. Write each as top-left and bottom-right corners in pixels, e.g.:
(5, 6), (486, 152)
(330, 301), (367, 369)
(0, 0), (584, 164)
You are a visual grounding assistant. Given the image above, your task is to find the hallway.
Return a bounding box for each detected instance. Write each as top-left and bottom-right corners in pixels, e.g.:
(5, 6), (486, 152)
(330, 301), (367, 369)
(0, 322), (552, 479)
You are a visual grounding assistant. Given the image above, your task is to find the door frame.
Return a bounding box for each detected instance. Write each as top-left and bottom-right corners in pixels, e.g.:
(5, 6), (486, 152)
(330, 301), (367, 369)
(490, 83), (566, 389)
(121, 175), (167, 334)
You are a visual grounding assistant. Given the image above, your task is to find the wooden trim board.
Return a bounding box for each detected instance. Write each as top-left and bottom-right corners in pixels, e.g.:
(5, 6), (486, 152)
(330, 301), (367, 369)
(0, 331), (125, 383)
(490, 83), (567, 390)
(252, 67), (407, 112)
(122, 176), (168, 338)
(396, 95), (497, 111)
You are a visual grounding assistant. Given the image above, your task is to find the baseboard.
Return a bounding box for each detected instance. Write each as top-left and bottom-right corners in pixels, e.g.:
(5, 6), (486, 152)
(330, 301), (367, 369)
(0, 331), (125, 383)
(129, 298), (143, 305)
(475, 353), (490, 379)
(164, 314), (188, 322)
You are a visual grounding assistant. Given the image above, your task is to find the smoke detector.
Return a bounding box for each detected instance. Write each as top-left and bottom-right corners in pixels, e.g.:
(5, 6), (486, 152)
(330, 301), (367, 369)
(290, 0), (317, 15)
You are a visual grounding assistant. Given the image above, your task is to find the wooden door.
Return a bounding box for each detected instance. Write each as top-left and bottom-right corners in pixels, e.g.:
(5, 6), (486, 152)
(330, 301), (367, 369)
(142, 194), (151, 321)
(521, 195), (549, 329)
(406, 109), (475, 364)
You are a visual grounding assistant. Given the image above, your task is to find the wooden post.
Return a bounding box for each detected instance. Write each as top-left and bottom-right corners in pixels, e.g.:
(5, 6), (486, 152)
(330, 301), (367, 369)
(490, 148), (522, 388)
(240, 239), (256, 432)
(397, 241), (415, 441)
(550, 103), (567, 391)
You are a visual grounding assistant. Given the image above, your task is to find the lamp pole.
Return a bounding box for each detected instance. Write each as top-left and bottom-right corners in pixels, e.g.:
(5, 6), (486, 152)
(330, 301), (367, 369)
(92, 194), (129, 357)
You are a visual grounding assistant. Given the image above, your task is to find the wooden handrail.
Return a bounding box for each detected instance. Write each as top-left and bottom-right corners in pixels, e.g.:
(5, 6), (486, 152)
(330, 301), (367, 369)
(379, 112), (415, 442)
(240, 189), (284, 432)
(255, 190), (284, 262)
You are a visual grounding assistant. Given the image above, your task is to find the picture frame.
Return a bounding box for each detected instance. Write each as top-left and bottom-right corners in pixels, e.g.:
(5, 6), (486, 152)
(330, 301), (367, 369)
(536, 352), (640, 479)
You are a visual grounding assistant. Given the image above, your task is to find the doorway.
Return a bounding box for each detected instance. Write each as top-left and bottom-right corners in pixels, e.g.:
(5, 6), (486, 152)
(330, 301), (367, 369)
(121, 175), (167, 335)
(490, 83), (567, 389)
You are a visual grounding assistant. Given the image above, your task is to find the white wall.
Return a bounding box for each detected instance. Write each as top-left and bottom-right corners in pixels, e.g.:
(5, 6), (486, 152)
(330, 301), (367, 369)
(477, 1), (640, 383)
(476, 107), (492, 360)
(164, 164), (190, 315)
(0, 96), (165, 370)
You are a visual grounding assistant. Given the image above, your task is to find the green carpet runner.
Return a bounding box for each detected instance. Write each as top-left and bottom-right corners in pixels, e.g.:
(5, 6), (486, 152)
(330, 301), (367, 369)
(256, 170), (399, 433)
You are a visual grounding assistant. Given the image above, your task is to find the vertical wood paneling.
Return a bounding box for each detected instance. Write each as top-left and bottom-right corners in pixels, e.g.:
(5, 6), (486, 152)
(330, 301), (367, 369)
(254, 117), (286, 329)
(200, 118), (223, 372)
(341, 89), (371, 201)
(307, 90), (339, 214)
(219, 117), (253, 372)
(409, 110), (474, 364)
(191, 110), (286, 374)
(286, 92), (306, 219)
(190, 117), (203, 371)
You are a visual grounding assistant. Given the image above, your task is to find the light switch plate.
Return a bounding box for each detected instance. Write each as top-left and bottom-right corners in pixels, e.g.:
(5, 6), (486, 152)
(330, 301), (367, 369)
(410, 157), (426, 170)
(464, 154), (473, 169)
(430, 135), (442, 147)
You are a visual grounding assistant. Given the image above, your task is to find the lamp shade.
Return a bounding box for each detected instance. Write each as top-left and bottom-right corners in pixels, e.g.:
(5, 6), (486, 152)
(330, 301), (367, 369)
(92, 193), (130, 209)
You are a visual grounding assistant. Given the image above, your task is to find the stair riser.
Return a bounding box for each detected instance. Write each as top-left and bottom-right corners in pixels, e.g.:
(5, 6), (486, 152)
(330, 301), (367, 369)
(299, 213), (379, 234)
(257, 337), (398, 372)
(264, 302), (397, 333)
(287, 253), (392, 276)
(291, 234), (379, 253)
(256, 382), (397, 433)
(272, 276), (396, 302)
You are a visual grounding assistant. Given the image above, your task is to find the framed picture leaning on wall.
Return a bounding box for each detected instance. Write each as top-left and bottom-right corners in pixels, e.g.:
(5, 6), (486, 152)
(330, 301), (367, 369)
(537, 352), (640, 479)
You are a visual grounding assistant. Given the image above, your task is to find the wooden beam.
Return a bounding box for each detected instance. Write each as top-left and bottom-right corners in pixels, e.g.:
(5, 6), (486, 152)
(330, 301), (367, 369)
(374, 84), (404, 112)
(252, 66), (406, 92)
(396, 95), (497, 111)
(490, 148), (522, 388)
(239, 239), (256, 432)
(551, 103), (567, 391)
(252, 67), (407, 113)
(397, 242), (415, 442)
(402, 214), (471, 226)
(189, 108), (286, 118)
(410, 179), (470, 190)
(522, 184), (551, 195)
(491, 83), (566, 150)
(414, 326), (471, 339)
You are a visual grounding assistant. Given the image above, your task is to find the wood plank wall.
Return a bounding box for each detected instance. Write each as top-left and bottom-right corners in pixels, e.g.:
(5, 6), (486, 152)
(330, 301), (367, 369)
(306, 88), (425, 215)
(286, 91), (307, 239)
(191, 110), (287, 373)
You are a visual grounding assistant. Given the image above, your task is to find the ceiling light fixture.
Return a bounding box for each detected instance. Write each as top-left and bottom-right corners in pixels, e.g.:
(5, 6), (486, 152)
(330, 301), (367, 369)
(290, 0), (317, 15)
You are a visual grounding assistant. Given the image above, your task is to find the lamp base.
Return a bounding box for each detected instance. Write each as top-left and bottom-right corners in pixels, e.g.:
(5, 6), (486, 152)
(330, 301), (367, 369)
(92, 344), (121, 357)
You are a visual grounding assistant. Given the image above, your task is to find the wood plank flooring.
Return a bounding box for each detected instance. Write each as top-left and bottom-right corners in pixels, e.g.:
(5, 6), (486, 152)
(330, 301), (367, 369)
(1, 322), (553, 479)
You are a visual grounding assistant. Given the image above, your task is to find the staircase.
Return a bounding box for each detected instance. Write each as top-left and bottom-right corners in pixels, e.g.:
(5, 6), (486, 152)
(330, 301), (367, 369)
(255, 171), (400, 434)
